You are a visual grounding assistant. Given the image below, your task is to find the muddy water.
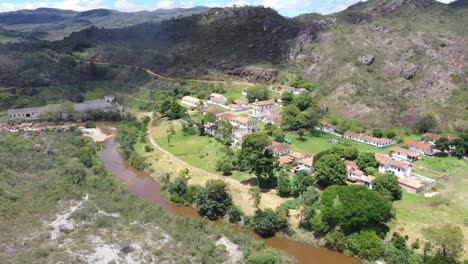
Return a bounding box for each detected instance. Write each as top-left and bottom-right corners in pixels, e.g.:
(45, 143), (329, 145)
(101, 137), (359, 264)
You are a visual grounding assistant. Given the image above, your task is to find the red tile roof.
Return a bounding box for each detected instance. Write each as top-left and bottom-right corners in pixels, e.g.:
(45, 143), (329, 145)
(289, 151), (312, 160)
(297, 157), (314, 167)
(423, 133), (456, 142)
(405, 140), (432, 150)
(390, 147), (420, 158)
(398, 178), (424, 189)
(344, 160), (359, 170)
(375, 153), (411, 169)
(320, 123), (337, 129)
(278, 155), (295, 165)
(253, 99), (275, 106)
(344, 131), (394, 144)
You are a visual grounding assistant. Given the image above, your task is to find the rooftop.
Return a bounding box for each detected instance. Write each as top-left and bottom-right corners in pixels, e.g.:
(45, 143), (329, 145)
(405, 140), (432, 150)
(390, 146), (420, 158)
(398, 178), (424, 189)
(253, 99), (275, 106)
(344, 131), (394, 144)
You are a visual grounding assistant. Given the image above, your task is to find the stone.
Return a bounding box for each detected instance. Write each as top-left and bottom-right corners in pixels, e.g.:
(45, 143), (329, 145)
(400, 63), (417, 79)
(359, 54), (375, 65)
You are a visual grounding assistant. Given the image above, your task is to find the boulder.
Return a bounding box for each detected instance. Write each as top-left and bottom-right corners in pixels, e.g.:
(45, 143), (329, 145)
(359, 54), (375, 65)
(120, 240), (134, 253)
(400, 63), (417, 79)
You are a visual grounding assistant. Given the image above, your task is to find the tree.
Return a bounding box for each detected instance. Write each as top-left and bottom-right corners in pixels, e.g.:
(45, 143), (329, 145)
(372, 129), (384, 138)
(272, 129), (285, 142)
(227, 206), (243, 223)
(348, 230), (384, 261)
(300, 187), (320, 229)
(372, 174), (402, 202)
(319, 185), (393, 234)
(357, 152), (379, 169)
(292, 93), (312, 111)
(276, 172), (291, 197)
(314, 154), (347, 187)
(247, 249), (281, 264)
(435, 137), (450, 152)
(417, 114), (437, 133)
(168, 175), (189, 204)
(239, 133), (275, 187)
(195, 180), (233, 220)
(450, 135), (468, 158)
(297, 128), (306, 141)
(247, 85), (271, 103)
(281, 92), (294, 105)
(290, 171), (314, 197)
(216, 154), (235, 175)
(61, 159), (87, 185)
(247, 209), (288, 237)
(343, 147), (359, 160)
(423, 224), (464, 260)
(282, 105), (307, 130)
(250, 187), (262, 209)
(303, 102), (322, 130)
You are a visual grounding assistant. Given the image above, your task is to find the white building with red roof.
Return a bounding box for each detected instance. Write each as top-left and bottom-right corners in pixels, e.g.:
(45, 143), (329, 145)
(220, 113), (257, 132)
(422, 133), (456, 145)
(375, 153), (413, 178)
(262, 114), (283, 127)
(390, 146), (420, 162)
(404, 140), (434, 155)
(266, 141), (292, 157)
(252, 99), (276, 118)
(343, 131), (395, 148)
(315, 123), (337, 133)
(208, 93), (228, 106)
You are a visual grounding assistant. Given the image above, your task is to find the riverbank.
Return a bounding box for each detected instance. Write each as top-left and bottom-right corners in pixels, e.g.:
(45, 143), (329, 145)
(101, 130), (359, 264)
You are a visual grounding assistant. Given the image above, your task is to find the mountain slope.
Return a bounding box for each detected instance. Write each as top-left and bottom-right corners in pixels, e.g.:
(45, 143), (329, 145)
(0, 1), (466, 130)
(0, 7), (209, 41)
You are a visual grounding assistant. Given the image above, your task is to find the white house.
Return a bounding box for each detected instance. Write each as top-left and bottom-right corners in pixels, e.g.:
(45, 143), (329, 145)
(375, 153), (412, 178)
(220, 113), (257, 132)
(343, 131), (396, 148)
(390, 147), (420, 162)
(208, 93), (228, 106)
(262, 114), (283, 127)
(266, 141), (291, 157)
(315, 123), (337, 133)
(297, 157), (314, 172)
(404, 140), (434, 156)
(252, 99), (276, 118)
(181, 96), (202, 107)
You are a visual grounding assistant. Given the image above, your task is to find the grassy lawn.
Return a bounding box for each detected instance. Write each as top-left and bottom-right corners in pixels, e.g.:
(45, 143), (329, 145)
(152, 120), (251, 181)
(287, 131), (386, 155)
(413, 167), (441, 179)
(223, 91), (242, 100)
(392, 157), (468, 258)
(415, 155), (466, 173)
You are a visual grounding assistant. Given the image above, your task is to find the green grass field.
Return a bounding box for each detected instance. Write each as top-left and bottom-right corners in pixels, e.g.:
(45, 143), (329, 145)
(152, 120), (251, 181)
(287, 131), (385, 155)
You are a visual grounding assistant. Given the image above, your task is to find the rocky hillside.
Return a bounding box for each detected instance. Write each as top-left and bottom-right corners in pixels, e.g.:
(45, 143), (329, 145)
(0, 1), (466, 129)
(0, 7), (209, 41)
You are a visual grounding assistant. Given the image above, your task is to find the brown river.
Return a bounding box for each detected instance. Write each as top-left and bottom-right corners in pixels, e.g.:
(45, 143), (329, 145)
(101, 137), (360, 264)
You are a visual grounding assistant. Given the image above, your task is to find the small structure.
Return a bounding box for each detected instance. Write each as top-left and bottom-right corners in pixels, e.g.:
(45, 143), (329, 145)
(398, 178), (425, 194)
(375, 153), (412, 178)
(404, 140), (434, 156)
(220, 113), (257, 132)
(343, 131), (396, 148)
(422, 132), (456, 145)
(203, 107), (225, 117)
(252, 99), (276, 118)
(315, 123), (337, 133)
(104, 95), (115, 103)
(208, 93), (228, 106)
(289, 151), (312, 161)
(204, 122), (219, 137)
(266, 141), (291, 157)
(278, 155), (295, 166)
(262, 114), (283, 127)
(297, 157), (314, 172)
(241, 89), (248, 96)
(181, 96), (202, 107)
(390, 146), (420, 162)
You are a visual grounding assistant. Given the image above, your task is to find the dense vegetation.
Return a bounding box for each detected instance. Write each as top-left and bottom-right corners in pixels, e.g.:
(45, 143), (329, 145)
(0, 128), (296, 263)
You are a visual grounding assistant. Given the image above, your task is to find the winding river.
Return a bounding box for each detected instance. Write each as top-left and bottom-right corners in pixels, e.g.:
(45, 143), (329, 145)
(101, 136), (360, 264)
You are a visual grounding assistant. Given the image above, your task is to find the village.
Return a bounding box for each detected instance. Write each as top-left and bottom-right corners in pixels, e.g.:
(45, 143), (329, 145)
(178, 87), (453, 195)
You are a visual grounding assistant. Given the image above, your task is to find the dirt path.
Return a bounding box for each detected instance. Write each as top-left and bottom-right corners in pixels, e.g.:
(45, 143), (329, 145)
(139, 112), (287, 215)
(94, 62), (255, 86)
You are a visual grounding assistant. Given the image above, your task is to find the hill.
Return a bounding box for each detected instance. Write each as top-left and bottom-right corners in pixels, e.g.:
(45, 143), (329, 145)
(0, 1), (466, 130)
(0, 6), (209, 41)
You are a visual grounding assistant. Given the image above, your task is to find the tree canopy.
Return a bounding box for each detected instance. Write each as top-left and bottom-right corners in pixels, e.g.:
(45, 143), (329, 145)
(319, 185), (393, 234)
(195, 180), (233, 220)
(372, 174), (402, 202)
(357, 152), (379, 169)
(247, 85), (271, 103)
(314, 154), (347, 187)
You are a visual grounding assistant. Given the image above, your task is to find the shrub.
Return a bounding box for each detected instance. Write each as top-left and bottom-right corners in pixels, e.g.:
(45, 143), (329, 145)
(227, 206), (243, 223)
(144, 145), (153, 152)
(195, 180), (233, 220)
(247, 249), (281, 264)
(84, 120), (96, 128)
(247, 209), (288, 238)
(348, 230), (384, 260)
